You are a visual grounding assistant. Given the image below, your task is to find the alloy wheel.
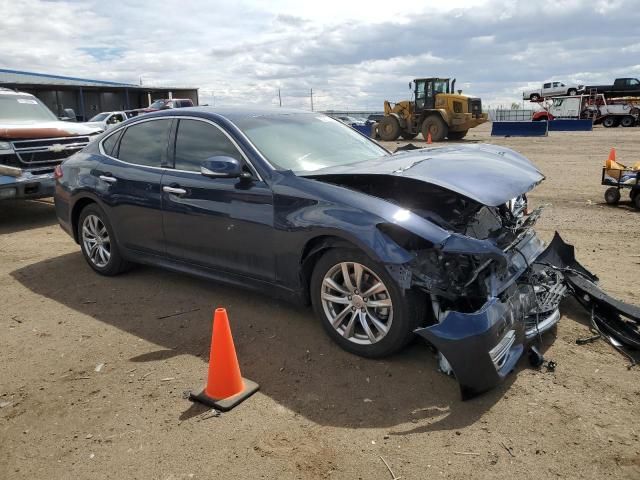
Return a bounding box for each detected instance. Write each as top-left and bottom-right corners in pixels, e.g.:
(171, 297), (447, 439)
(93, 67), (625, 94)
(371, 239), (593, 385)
(82, 214), (111, 268)
(320, 262), (393, 345)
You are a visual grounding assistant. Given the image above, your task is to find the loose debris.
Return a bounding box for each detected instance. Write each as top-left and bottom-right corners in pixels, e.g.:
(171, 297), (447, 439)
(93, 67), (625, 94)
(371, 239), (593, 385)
(94, 363), (105, 373)
(156, 308), (200, 320)
(379, 455), (401, 480)
(500, 441), (515, 458)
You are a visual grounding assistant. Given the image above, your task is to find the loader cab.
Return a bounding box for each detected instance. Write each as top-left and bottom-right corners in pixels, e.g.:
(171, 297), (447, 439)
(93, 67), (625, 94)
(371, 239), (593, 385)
(414, 78), (451, 111)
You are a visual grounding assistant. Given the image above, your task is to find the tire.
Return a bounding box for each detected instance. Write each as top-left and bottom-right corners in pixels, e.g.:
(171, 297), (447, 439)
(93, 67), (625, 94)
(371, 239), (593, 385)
(77, 203), (131, 276)
(602, 116), (618, 128)
(378, 116), (401, 141)
(530, 94), (540, 102)
(421, 115), (448, 142)
(620, 116), (635, 127)
(447, 130), (468, 140)
(568, 88), (577, 96)
(604, 187), (621, 205)
(400, 130), (418, 140)
(310, 248), (425, 358)
(633, 190), (640, 210)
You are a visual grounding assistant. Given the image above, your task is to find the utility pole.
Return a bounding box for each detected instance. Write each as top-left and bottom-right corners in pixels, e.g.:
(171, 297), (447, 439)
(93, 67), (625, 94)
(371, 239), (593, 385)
(278, 88), (282, 107)
(310, 88), (314, 112)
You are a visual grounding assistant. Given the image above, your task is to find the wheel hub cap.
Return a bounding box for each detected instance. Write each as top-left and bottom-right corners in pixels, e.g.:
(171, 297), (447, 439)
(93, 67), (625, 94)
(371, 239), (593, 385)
(81, 214), (111, 268)
(320, 262), (393, 345)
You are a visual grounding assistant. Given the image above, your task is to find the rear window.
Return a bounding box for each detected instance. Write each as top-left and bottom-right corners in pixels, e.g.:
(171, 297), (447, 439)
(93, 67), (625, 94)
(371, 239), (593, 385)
(116, 119), (171, 167)
(101, 130), (122, 156)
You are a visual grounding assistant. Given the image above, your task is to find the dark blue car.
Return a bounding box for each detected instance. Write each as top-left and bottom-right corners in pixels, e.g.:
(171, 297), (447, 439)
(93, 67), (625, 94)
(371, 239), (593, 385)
(54, 107), (568, 398)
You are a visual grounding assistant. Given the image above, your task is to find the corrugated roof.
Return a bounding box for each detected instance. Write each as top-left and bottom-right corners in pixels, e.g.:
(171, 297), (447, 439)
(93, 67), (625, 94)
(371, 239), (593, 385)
(0, 68), (197, 90)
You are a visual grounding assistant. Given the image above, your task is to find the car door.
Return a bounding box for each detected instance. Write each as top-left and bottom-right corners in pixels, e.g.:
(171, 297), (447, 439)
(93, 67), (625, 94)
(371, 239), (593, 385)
(161, 117), (275, 280)
(541, 82), (552, 97)
(96, 118), (171, 255)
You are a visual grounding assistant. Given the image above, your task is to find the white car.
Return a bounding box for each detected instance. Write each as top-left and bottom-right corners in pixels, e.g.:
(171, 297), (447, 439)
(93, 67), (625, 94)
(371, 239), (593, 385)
(523, 81), (583, 101)
(84, 111), (130, 130)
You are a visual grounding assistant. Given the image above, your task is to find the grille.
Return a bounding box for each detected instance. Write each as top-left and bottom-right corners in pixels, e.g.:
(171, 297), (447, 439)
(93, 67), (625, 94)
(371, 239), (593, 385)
(10, 136), (90, 165)
(469, 98), (483, 118)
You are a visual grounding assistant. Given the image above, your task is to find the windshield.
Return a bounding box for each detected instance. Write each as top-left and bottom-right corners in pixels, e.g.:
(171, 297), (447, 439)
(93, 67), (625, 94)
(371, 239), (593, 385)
(0, 95), (58, 123)
(234, 113), (389, 172)
(149, 100), (166, 109)
(89, 113), (109, 122)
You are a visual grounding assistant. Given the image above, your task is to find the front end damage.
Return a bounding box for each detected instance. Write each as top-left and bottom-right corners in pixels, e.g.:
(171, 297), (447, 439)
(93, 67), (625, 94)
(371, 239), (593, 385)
(307, 145), (640, 398)
(412, 224), (639, 399)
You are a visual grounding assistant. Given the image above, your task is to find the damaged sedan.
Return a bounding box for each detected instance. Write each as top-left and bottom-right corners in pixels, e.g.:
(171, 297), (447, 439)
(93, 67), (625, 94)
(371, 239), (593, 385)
(54, 108), (640, 398)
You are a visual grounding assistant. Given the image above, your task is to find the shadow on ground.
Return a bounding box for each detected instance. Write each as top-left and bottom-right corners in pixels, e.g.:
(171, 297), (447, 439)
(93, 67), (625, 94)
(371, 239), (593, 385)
(0, 199), (58, 234)
(11, 252), (538, 432)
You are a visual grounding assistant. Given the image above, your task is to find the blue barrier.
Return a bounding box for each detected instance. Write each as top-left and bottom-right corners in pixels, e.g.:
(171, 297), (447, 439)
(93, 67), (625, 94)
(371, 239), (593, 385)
(491, 121), (547, 137)
(548, 119), (593, 131)
(351, 124), (372, 136)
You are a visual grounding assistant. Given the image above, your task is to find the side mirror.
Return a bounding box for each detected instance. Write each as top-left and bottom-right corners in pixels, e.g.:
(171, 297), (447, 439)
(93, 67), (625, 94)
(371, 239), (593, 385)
(201, 156), (251, 179)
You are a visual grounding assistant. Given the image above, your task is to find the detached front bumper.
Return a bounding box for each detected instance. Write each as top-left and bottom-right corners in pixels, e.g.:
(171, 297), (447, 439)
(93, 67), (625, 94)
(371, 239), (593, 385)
(415, 232), (567, 399)
(0, 171), (55, 200)
(416, 290), (558, 399)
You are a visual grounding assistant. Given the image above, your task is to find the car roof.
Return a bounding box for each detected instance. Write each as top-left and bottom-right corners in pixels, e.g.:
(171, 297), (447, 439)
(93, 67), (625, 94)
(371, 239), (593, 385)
(141, 106), (319, 123)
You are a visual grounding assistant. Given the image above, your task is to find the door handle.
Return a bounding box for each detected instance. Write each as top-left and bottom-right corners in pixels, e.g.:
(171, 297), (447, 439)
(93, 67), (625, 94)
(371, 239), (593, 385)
(163, 186), (187, 196)
(99, 175), (117, 184)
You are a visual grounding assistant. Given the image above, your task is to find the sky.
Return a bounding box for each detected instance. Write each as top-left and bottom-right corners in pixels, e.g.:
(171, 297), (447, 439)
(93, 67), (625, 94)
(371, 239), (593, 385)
(1, 0), (639, 111)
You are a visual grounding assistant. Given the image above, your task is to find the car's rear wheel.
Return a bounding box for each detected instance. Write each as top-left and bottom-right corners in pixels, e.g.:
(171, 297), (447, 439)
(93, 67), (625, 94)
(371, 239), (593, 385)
(310, 248), (424, 358)
(602, 116), (618, 128)
(530, 94), (540, 102)
(78, 203), (130, 276)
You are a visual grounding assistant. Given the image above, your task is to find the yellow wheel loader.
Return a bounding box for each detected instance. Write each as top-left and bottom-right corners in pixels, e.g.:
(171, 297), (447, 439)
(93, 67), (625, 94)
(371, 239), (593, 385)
(378, 78), (488, 142)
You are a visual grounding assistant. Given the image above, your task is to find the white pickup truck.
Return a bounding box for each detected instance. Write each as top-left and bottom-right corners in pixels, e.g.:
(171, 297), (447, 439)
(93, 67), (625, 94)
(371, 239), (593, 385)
(523, 81), (583, 101)
(84, 111), (134, 130)
(0, 88), (102, 200)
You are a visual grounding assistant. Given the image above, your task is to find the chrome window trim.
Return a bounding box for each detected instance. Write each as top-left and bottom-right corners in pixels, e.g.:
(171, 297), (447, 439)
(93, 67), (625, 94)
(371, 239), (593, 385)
(98, 115), (263, 181)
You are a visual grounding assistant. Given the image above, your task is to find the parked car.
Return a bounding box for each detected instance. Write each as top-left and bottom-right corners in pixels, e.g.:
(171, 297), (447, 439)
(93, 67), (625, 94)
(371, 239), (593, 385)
(54, 107), (594, 397)
(579, 78), (640, 98)
(84, 111), (132, 130)
(0, 88), (102, 201)
(523, 81), (583, 101)
(138, 98), (194, 113)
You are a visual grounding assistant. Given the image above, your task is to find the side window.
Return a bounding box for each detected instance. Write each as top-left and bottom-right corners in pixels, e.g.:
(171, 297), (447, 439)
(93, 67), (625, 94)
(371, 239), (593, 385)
(174, 119), (243, 172)
(117, 119), (171, 167)
(552, 82), (559, 87)
(543, 83), (551, 89)
(101, 130), (122, 156)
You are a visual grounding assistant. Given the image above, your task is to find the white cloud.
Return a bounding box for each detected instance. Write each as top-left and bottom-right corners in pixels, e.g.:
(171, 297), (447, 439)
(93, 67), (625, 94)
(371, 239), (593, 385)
(0, 0), (639, 110)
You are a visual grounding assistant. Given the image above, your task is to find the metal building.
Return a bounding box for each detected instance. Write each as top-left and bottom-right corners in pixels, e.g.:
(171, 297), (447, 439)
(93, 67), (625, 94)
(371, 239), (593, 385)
(0, 68), (199, 121)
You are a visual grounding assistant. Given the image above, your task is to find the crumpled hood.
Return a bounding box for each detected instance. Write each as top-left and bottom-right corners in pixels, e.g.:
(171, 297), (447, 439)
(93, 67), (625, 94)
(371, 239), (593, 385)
(307, 144), (545, 207)
(0, 121), (102, 140)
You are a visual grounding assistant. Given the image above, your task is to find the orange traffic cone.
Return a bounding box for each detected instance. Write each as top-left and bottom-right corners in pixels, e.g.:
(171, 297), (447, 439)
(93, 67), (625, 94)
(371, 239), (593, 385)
(427, 131), (433, 144)
(607, 147), (616, 164)
(189, 308), (259, 411)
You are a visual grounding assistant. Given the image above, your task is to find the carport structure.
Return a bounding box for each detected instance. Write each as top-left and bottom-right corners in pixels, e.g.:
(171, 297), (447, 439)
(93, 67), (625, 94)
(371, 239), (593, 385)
(0, 68), (199, 121)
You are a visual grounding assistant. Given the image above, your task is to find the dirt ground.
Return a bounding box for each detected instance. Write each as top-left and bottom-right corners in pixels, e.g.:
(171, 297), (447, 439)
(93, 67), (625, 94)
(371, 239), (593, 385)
(1, 123), (639, 480)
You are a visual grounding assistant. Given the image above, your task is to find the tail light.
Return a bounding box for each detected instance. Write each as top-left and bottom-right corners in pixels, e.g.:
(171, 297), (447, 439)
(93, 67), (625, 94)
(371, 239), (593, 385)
(54, 164), (63, 180)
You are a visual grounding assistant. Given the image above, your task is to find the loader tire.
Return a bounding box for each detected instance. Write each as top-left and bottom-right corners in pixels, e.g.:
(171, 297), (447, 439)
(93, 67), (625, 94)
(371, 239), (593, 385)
(378, 116), (401, 141)
(447, 130), (468, 140)
(421, 115), (448, 142)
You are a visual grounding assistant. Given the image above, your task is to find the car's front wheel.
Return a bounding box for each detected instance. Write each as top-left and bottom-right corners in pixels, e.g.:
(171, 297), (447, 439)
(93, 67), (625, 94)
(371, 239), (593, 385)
(78, 203), (130, 276)
(310, 248), (424, 358)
